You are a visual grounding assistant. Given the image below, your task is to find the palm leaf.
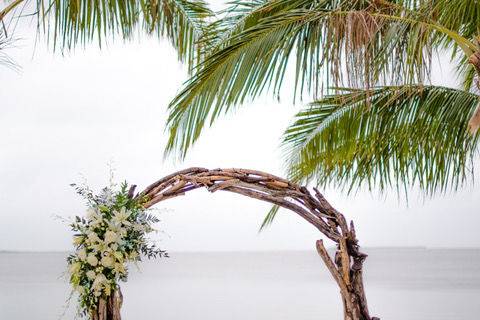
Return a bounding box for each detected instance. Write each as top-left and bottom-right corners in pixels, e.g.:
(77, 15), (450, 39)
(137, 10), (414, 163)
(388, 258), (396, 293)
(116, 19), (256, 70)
(283, 85), (480, 194)
(259, 204), (280, 231)
(39, 0), (213, 69)
(0, 0), (25, 69)
(0, 29), (17, 69)
(433, 0), (480, 45)
(165, 0), (474, 158)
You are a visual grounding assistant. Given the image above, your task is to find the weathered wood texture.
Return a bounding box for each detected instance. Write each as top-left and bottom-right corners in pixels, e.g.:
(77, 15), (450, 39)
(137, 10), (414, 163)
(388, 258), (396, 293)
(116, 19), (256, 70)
(135, 167), (377, 320)
(91, 288), (122, 320)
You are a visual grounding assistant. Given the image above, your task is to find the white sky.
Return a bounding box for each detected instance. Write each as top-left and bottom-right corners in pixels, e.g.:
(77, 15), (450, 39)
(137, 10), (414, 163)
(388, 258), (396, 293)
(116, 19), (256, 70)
(1, 1), (479, 252)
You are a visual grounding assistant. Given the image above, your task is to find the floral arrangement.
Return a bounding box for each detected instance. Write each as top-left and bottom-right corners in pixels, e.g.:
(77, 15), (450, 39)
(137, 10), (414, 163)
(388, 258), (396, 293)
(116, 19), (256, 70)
(67, 182), (167, 318)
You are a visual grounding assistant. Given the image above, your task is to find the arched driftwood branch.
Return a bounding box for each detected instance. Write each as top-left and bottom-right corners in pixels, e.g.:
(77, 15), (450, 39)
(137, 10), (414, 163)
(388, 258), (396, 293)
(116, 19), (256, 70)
(131, 167), (377, 320)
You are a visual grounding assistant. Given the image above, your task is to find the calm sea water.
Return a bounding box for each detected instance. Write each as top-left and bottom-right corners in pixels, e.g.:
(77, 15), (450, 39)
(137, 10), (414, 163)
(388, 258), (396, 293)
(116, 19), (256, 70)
(1, 249), (479, 320)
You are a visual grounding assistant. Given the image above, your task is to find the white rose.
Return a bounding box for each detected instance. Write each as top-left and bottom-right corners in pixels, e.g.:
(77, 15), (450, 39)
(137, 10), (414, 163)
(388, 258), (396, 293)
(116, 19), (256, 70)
(87, 254), (98, 266)
(77, 248), (87, 261)
(92, 274), (107, 290)
(87, 232), (101, 244)
(101, 255), (114, 268)
(86, 270), (96, 280)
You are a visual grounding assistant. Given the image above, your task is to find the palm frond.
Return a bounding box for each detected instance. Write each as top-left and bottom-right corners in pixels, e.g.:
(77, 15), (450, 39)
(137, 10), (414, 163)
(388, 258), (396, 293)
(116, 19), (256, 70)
(198, 0), (267, 49)
(0, 0), (25, 21)
(259, 205), (280, 231)
(0, 0), (24, 70)
(201, 0), (315, 50)
(433, 0), (480, 46)
(283, 85), (480, 195)
(165, 0), (471, 158)
(39, 0), (213, 69)
(0, 29), (17, 69)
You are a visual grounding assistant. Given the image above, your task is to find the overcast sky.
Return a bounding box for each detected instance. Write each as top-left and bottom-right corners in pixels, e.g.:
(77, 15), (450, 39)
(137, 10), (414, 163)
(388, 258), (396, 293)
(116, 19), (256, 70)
(1, 1), (479, 252)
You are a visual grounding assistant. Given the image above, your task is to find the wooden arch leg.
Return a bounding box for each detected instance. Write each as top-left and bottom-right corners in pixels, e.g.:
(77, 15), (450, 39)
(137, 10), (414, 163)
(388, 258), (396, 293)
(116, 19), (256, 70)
(92, 288), (123, 320)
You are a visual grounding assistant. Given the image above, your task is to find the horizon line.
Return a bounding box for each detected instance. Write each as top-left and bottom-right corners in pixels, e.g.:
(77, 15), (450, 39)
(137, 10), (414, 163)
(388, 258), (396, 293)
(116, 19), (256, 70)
(2, 246), (480, 254)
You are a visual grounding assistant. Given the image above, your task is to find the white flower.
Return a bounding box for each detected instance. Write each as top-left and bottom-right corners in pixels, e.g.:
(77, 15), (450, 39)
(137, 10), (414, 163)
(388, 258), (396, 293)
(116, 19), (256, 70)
(87, 254), (98, 266)
(114, 263), (126, 275)
(91, 242), (108, 253)
(87, 232), (101, 244)
(128, 251), (138, 260)
(107, 221), (122, 233)
(101, 255), (114, 268)
(92, 273), (107, 290)
(87, 208), (104, 226)
(73, 236), (84, 246)
(86, 270), (96, 280)
(77, 248), (87, 261)
(133, 223), (145, 232)
(69, 262), (81, 274)
(104, 231), (118, 244)
(112, 207), (131, 225)
(118, 229), (127, 238)
(113, 251), (123, 261)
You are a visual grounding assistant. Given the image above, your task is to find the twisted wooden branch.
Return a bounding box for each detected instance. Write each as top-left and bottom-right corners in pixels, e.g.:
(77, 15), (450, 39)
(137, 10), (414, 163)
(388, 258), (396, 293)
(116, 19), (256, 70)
(137, 167), (340, 239)
(135, 167), (375, 320)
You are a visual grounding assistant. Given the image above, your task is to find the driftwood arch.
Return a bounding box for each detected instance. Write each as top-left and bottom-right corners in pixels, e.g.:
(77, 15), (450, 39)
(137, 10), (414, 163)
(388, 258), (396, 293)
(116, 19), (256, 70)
(99, 168), (377, 320)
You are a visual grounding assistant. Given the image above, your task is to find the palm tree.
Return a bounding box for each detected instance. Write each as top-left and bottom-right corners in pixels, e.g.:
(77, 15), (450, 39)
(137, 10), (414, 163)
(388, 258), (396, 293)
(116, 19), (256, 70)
(164, 0), (480, 213)
(4, 1), (478, 209)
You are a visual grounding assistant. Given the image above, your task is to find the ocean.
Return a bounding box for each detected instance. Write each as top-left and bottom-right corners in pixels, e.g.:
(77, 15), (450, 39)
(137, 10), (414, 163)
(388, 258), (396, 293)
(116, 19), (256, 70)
(1, 249), (479, 320)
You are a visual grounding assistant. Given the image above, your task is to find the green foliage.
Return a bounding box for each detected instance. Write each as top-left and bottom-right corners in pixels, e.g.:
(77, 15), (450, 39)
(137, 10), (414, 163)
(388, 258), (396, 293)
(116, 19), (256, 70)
(283, 86), (480, 194)
(0, 0), (213, 70)
(3, 1), (480, 223)
(165, 0), (478, 158)
(41, 0), (213, 69)
(160, 1), (480, 226)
